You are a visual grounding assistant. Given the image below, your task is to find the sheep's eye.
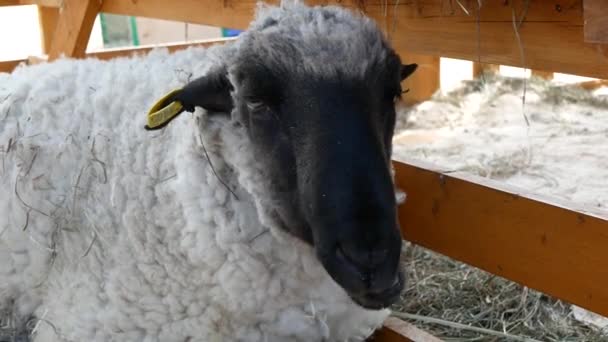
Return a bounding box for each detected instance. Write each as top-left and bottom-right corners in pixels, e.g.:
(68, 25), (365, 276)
(245, 97), (275, 122)
(246, 99), (268, 112)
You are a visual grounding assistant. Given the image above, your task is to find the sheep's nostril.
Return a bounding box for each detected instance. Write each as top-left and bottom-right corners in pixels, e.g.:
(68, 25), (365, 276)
(336, 244), (388, 270)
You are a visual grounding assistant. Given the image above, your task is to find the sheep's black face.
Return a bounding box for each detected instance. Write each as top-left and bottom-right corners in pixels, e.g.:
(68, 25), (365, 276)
(228, 52), (416, 310)
(166, 5), (418, 310)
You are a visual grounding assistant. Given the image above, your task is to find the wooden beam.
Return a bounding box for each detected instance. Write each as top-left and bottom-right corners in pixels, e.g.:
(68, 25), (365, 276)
(101, 0), (258, 30)
(584, 0), (608, 44)
(38, 5), (59, 53)
(0, 59), (24, 73)
(370, 317), (444, 342)
(100, 0), (608, 79)
(393, 157), (608, 318)
(381, 0), (608, 79)
(399, 53), (439, 105)
(23, 0), (61, 6)
(48, 0), (101, 60)
(0, 0), (62, 6)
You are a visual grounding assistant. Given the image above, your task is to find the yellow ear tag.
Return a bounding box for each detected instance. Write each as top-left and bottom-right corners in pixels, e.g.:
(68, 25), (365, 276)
(146, 89), (184, 130)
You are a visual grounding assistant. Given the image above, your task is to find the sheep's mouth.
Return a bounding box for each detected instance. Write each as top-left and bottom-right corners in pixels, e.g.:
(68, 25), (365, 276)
(348, 270), (404, 310)
(318, 243), (404, 310)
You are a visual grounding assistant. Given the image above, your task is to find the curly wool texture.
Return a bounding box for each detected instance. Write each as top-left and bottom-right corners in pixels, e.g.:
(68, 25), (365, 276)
(240, 0), (390, 79)
(0, 3), (392, 342)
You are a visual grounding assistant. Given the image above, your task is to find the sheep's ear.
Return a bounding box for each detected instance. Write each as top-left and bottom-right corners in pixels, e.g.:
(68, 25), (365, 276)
(400, 63), (418, 81)
(175, 68), (234, 114)
(145, 69), (234, 130)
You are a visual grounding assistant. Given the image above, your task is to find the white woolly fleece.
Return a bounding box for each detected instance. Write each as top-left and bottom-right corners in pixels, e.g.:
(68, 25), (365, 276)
(0, 6), (390, 342)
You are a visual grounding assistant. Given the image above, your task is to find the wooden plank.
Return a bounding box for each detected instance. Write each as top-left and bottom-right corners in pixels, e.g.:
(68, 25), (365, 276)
(472, 62), (499, 78)
(382, 0), (608, 79)
(584, 0), (608, 44)
(38, 5), (59, 53)
(0, 0), (62, 6)
(101, 0), (258, 30)
(22, 0), (62, 6)
(399, 53), (439, 105)
(392, 157), (608, 318)
(369, 317), (444, 342)
(48, 0), (101, 60)
(0, 59), (24, 73)
(101, 0), (608, 79)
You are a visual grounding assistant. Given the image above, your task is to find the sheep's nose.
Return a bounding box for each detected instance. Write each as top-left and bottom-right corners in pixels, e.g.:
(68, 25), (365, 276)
(337, 243), (389, 270)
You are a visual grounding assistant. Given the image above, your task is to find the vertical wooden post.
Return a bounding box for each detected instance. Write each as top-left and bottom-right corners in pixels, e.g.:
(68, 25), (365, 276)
(399, 53), (440, 105)
(531, 70), (554, 80)
(48, 0), (102, 60)
(38, 6), (59, 54)
(472, 62), (499, 78)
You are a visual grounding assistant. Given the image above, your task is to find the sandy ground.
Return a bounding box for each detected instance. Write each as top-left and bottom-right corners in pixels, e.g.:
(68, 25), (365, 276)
(394, 75), (608, 214)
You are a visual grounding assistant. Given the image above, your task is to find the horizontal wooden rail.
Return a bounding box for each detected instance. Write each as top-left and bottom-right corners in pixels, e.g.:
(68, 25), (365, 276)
(3, 0), (607, 77)
(0, 0), (61, 6)
(393, 157), (608, 318)
(0, 59), (25, 72)
(4, 0), (607, 78)
(370, 317), (443, 342)
(0, 38), (236, 73)
(101, 0), (256, 31)
(99, 0), (608, 79)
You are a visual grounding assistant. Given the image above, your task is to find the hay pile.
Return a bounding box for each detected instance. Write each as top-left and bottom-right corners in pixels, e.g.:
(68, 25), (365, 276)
(394, 244), (607, 341)
(391, 73), (608, 341)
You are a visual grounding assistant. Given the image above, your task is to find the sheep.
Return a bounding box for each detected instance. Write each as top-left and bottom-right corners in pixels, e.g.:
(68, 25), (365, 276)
(0, 1), (418, 341)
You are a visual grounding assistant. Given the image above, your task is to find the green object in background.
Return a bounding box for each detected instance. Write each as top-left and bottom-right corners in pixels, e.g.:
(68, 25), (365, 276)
(100, 13), (140, 48)
(221, 28), (243, 37)
(129, 16), (140, 46)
